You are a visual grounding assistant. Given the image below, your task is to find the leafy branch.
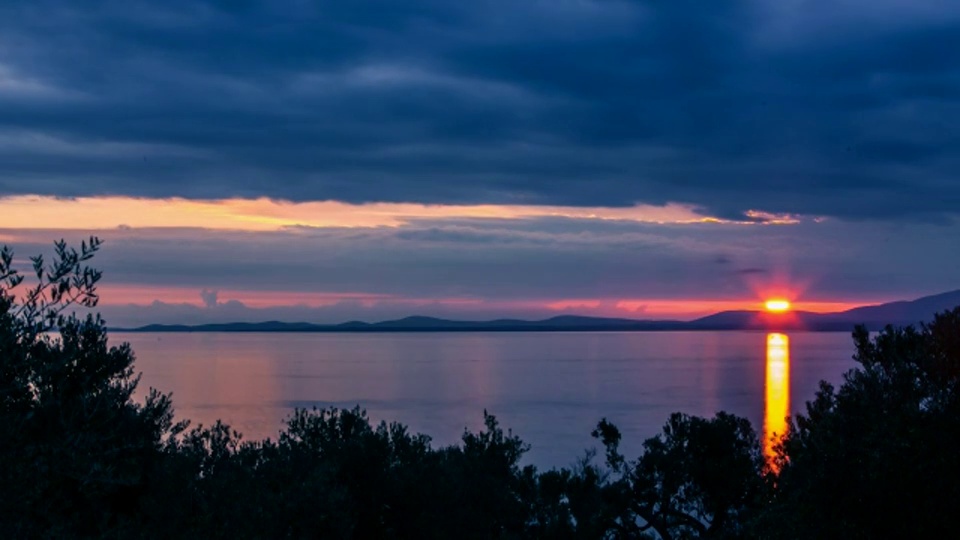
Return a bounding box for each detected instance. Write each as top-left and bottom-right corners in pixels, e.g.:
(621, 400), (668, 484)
(1, 237), (103, 336)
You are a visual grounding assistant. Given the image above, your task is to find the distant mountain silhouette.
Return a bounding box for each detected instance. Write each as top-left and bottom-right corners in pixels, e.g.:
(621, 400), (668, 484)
(119, 290), (960, 333)
(823, 289), (960, 327)
(131, 321), (322, 333)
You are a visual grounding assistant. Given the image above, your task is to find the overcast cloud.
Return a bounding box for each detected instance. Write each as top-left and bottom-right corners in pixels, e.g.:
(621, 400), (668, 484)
(1, 0), (959, 220)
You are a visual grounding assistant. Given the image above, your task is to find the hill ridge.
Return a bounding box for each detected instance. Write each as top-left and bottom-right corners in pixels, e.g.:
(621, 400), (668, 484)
(115, 289), (960, 333)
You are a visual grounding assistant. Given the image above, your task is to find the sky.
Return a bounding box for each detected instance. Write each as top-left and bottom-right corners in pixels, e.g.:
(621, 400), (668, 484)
(1, 0), (959, 325)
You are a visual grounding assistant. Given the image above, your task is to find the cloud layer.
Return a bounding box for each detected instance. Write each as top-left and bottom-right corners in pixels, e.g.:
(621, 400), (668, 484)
(1, 0), (959, 220)
(4, 208), (957, 325)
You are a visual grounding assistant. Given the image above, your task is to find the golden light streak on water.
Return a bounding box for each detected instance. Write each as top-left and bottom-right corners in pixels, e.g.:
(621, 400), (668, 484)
(764, 333), (790, 472)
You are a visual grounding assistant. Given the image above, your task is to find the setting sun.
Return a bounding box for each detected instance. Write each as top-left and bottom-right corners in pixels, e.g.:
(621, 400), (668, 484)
(764, 299), (792, 313)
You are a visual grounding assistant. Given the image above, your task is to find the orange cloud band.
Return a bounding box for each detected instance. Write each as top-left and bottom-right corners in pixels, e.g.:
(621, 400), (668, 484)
(0, 195), (800, 232)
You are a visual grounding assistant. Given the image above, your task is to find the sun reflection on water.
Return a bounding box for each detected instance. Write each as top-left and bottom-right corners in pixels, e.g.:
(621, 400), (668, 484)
(764, 333), (790, 472)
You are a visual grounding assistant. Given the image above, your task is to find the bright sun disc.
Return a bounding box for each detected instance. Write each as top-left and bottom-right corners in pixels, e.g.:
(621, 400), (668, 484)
(765, 299), (791, 313)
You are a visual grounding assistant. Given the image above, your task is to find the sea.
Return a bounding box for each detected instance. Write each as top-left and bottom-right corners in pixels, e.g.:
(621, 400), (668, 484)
(118, 331), (857, 469)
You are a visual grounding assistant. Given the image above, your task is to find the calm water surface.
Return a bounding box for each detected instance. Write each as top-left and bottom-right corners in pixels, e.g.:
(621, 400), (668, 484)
(117, 331), (856, 468)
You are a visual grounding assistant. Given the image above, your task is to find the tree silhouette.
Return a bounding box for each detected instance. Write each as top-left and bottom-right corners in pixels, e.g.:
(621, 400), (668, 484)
(591, 413), (764, 539)
(0, 238), (181, 536)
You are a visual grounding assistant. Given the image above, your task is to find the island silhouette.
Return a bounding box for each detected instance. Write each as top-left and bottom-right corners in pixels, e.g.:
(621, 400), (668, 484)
(118, 289), (960, 333)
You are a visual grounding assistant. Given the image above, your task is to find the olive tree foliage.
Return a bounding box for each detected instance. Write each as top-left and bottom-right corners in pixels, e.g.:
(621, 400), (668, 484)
(0, 238), (182, 536)
(2, 238), (102, 336)
(144, 407), (538, 539)
(590, 412), (766, 540)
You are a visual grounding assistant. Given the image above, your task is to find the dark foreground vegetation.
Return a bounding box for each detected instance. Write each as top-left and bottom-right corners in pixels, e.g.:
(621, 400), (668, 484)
(2, 240), (959, 538)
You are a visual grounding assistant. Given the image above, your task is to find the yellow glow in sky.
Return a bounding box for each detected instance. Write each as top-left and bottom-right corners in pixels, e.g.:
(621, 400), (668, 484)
(764, 299), (791, 313)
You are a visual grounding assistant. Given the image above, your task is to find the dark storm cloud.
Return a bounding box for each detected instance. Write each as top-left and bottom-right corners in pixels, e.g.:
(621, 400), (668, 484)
(1, 0), (959, 219)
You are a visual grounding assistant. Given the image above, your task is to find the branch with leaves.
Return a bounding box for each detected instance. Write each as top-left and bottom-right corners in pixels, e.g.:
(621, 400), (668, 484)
(1, 237), (103, 337)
